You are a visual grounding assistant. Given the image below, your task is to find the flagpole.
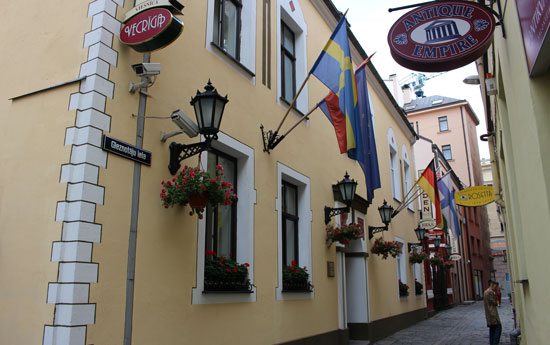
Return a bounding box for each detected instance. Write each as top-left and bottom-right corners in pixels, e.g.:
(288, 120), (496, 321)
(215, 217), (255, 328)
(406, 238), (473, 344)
(273, 72), (312, 135)
(280, 104), (319, 138)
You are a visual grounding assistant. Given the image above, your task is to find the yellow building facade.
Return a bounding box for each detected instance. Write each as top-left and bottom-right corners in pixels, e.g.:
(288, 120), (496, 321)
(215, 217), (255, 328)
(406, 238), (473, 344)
(1, 1), (423, 344)
(476, 0), (550, 343)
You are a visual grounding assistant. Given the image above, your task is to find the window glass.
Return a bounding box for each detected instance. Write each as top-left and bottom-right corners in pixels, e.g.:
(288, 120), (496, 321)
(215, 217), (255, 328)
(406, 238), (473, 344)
(213, 0), (241, 59)
(439, 116), (448, 131)
(442, 145), (452, 160)
(205, 151), (237, 259)
(282, 182), (298, 266)
(281, 22), (296, 103)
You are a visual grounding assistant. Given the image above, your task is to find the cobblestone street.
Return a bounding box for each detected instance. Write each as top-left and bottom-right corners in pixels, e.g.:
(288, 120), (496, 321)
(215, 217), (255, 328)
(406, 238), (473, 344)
(357, 298), (515, 345)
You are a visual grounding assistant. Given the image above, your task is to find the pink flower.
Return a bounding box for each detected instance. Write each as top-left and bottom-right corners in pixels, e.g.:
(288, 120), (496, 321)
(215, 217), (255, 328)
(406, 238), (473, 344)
(216, 164), (223, 170)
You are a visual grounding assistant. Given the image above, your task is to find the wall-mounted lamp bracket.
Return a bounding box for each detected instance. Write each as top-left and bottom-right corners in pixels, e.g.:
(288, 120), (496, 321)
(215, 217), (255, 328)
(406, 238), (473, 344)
(324, 206), (350, 225)
(408, 242), (423, 252)
(260, 125), (285, 153)
(368, 225), (389, 240)
(168, 138), (212, 175)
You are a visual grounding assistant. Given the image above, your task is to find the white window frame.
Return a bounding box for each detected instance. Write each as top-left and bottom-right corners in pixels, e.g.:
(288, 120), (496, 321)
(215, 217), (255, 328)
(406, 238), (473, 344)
(277, 0), (308, 114)
(414, 261), (422, 297)
(192, 132), (256, 304)
(388, 128), (401, 201)
(395, 237), (407, 298)
(401, 145), (414, 212)
(276, 162), (313, 300)
(205, 0), (256, 80)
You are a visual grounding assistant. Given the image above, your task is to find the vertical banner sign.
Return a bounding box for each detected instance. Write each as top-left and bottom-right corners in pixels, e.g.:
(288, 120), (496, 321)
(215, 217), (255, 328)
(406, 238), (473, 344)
(388, 1), (496, 72)
(516, 0), (550, 76)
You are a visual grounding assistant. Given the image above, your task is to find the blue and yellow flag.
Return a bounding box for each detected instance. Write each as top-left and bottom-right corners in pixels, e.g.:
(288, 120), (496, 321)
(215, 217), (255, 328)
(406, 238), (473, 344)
(311, 17), (358, 152)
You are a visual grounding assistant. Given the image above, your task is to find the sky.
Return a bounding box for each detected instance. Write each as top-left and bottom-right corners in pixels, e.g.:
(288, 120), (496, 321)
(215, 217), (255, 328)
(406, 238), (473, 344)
(331, 0), (490, 160)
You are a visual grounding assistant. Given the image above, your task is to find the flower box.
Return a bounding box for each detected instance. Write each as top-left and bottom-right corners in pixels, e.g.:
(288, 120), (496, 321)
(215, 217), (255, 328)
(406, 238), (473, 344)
(160, 165), (236, 218)
(415, 280), (424, 295)
(325, 223), (364, 247)
(371, 237), (402, 259)
(399, 280), (409, 297)
(204, 251), (252, 293)
(429, 254), (444, 266)
(282, 261), (313, 292)
(409, 251), (429, 264)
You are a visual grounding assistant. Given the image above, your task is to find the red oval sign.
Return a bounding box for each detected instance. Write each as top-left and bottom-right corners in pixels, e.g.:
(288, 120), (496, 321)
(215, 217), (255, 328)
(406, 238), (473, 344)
(120, 7), (183, 52)
(388, 1), (495, 72)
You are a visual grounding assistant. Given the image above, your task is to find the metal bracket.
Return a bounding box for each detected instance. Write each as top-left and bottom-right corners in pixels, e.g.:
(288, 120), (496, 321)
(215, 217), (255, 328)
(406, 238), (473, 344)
(408, 242), (423, 252)
(260, 125), (285, 153)
(168, 139), (211, 175)
(324, 206), (350, 225)
(368, 225), (389, 240)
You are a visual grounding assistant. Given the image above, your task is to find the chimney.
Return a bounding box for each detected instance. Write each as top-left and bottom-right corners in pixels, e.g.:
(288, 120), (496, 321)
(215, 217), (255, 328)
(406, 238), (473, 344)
(402, 84), (414, 104)
(388, 74), (404, 107)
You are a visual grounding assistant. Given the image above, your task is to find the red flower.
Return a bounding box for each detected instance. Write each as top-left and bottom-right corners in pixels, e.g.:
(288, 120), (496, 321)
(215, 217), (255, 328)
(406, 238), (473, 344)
(216, 164), (223, 170)
(244, 263), (250, 267)
(218, 261), (223, 265)
(233, 268), (237, 272)
(291, 260), (297, 266)
(226, 268), (231, 272)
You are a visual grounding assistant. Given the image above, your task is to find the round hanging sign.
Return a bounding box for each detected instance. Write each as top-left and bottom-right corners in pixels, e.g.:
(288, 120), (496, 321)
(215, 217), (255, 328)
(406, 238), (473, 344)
(120, 7), (183, 52)
(387, 1), (495, 72)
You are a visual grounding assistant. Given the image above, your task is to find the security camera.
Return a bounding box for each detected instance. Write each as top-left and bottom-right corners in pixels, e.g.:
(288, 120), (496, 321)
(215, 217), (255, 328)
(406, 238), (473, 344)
(131, 62), (161, 77)
(171, 109), (199, 137)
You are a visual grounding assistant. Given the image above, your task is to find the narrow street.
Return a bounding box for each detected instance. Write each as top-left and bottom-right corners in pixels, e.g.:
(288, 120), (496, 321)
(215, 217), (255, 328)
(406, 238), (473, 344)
(351, 298), (515, 345)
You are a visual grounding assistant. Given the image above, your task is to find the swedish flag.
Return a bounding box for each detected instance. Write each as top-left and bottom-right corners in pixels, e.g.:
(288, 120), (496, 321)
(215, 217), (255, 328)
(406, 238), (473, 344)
(311, 17), (358, 153)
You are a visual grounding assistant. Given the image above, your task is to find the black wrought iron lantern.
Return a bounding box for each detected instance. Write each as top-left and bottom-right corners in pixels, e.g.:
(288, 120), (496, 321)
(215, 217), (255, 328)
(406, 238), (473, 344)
(337, 172), (358, 207)
(168, 80), (229, 175)
(324, 172), (358, 224)
(408, 225), (427, 252)
(445, 244), (452, 256)
(368, 200), (395, 239)
(414, 225), (426, 242)
(433, 235), (441, 249)
(190, 80), (228, 139)
(378, 200), (394, 225)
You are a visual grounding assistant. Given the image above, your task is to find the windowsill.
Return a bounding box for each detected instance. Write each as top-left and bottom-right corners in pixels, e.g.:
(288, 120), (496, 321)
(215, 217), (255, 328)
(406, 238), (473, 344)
(282, 289), (314, 293)
(393, 197), (402, 204)
(210, 42), (255, 77)
(445, 158), (455, 162)
(279, 97), (307, 117)
(437, 130), (451, 134)
(399, 295), (409, 300)
(407, 207), (415, 213)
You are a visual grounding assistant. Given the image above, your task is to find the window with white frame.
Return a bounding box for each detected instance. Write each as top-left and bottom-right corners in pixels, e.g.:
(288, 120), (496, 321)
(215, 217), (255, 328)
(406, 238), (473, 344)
(402, 145), (413, 211)
(414, 260), (422, 296)
(206, 0), (256, 76)
(192, 133), (256, 304)
(395, 237), (407, 296)
(388, 128), (401, 201)
(438, 116), (449, 132)
(442, 144), (453, 160)
(276, 163), (313, 300)
(277, 0), (308, 113)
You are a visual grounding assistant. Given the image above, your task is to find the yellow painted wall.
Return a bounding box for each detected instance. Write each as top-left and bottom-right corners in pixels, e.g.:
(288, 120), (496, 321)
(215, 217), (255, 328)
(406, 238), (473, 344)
(489, 0), (550, 343)
(1, 0), (423, 344)
(0, 1), (91, 343)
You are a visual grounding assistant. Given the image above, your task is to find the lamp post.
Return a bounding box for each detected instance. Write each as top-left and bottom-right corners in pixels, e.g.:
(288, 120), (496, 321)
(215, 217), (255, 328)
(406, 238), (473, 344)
(168, 80), (228, 174)
(433, 235), (441, 249)
(324, 172), (358, 224)
(368, 200), (395, 239)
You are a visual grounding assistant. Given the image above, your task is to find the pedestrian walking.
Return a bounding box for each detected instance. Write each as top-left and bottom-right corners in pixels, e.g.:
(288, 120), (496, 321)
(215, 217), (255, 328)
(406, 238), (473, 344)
(484, 280), (502, 345)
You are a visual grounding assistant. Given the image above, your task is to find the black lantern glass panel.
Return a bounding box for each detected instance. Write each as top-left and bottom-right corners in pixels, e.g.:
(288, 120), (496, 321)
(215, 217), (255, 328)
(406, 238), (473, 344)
(378, 200), (394, 225)
(433, 235), (441, 248)
(337, 172), (357, 207)
(190, 80), (228, 138)
(445, 244), (452, 256)
(414, 226), (425, 242)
